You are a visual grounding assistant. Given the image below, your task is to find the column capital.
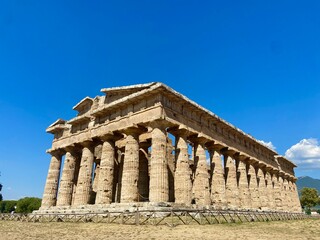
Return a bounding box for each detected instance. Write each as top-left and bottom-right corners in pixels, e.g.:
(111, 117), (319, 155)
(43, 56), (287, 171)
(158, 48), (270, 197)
(79, 139), (94, 148)
(121, 125), (147, 138)
(46, 148), (64, 157)
(97, 132), (123, 142)
(205, 141), (226, 152)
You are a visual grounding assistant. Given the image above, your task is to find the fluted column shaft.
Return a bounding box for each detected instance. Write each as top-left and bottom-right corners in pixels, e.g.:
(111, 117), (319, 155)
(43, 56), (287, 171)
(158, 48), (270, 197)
(138, 144), (149, 201)
(41, 151), (63, 208)
(265, 172), (275, 210)
(248, 164), (260, 209)
(56, 150), (78, 206)
(210, 151), (226, 208)
(192, 143), (211, 205)
(282, 178), (289, 211)
(174, 134), (192, 205)
(149, 126), (169, 202)
(224, 155), (239, 209)
(73, 144), (94, 205)
(257, 168), (269, 210)
(95, 139), (115, 204)
(121, 133), (140, 202)
(238, 160), (250, 209)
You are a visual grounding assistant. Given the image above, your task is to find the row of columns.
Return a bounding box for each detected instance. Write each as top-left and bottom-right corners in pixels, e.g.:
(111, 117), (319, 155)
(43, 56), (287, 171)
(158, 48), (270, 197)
(42, 124), (301, 212)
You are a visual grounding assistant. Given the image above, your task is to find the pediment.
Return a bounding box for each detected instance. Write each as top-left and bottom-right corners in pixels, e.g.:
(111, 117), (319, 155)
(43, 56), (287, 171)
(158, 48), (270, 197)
(101, 82), (156, 104)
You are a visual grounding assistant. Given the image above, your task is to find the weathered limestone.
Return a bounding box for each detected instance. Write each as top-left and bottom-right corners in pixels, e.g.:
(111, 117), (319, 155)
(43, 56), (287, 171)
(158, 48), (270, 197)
(224, 155), (239, 209)
(95, 138), (115, 204)
(210, 151), (226, 208)
(237, 160), (251, 209)
(40, 82), (301, 213)
(248, 164), (260, 209)
(121, 132), (140, 202)
(41, 151), (62, 208)
(56, 149), (78, 206)
(138, 144), (149, 201)
(73, 143), (95, 205)
(192, 143), (211, 205)
(174, 133), (192, 205)
(149, 124), (169, 202)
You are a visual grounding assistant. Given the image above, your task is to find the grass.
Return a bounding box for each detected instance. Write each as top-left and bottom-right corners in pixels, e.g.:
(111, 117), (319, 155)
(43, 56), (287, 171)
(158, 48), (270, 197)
(0, 219), (319, 240)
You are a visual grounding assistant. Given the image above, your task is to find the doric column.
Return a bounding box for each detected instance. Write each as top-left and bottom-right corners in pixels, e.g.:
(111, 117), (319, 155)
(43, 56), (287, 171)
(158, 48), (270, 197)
(138, 143), (150, 201)
(257, 168), (269, 210)
(287, 180), (294, 210)
(224, 154), (239, 209)
(73, 141), (95, 206)
(276, 175), (284, 211)
(237, 159), (251, 209)
(210, 150), (226, 209)
(282, 177), (289, 211)
(192, 140), (211, 206)
(265, 171), (275, 210)
(41, 150), (63, 208)
(272, 172), (281, 211)
(149, 122), (169, 202)
(292, 181), (302, 212)
(120, 128), (141, 203)
(172, 129), (192, 205)
(95, 136), (116, 204)
(56, 147), (78, 206)
(248, 164), (260, 210)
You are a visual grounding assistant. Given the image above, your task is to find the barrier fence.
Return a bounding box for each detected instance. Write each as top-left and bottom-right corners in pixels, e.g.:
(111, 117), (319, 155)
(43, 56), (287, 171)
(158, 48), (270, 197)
(0, 210), (309, 226)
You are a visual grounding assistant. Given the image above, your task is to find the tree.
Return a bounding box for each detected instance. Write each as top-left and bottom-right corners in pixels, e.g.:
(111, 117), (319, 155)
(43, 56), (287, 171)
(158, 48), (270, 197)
(0, 183), (2, 201)
(0, 200), (17, 213)
(15, 197), (41, 213)
(300, 187), (319, 213)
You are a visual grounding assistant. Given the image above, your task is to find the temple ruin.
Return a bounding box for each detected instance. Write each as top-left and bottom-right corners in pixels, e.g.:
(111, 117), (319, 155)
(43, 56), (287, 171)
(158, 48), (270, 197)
(39, 82), (301, 213)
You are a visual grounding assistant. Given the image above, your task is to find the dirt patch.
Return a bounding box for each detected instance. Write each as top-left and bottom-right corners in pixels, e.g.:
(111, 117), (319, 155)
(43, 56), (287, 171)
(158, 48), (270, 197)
(0, 219), (319, 240)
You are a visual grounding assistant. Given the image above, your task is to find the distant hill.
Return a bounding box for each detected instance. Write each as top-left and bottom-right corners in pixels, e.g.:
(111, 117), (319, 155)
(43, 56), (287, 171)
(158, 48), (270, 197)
(296, 176), (320, 194)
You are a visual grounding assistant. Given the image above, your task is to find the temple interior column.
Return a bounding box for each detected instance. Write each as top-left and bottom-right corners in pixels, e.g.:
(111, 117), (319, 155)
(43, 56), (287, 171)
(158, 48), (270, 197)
(138, 143), (150, 202)
(56, 147), (78, 206)
(121, 130), (140, 203)
(224, 154), (239, 209)
(149, 123), (169, 202)
(73, 142), (95, 205)
(173, 130), (192, 205)
(210, 150), (226, 209)
(41, 150), (63, 208)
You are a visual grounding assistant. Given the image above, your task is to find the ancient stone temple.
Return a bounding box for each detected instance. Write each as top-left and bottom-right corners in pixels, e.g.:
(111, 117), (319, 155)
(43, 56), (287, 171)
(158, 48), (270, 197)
(39, 82), (301, 213)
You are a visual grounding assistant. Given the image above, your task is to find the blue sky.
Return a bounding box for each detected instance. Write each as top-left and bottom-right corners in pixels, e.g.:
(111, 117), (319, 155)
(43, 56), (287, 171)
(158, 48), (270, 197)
(0, 1), (319, 200)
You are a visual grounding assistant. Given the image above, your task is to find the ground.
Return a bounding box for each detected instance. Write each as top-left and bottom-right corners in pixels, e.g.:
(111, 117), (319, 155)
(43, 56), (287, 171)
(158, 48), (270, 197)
(0, 219), (319, 240)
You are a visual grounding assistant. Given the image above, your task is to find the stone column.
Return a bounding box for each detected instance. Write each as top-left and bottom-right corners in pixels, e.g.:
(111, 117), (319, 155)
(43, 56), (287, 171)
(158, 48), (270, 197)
(138, 143), (150, 201)
(95, 137), (116, 204)
(282, 177), (289, 211)
(149, 123), (169, 202)
(56, 147), (78, 206)
(41, 150), (63, 208)
(257, 168), (269, 210)
(173, 130), (192, 205)
(292, 181), (302, 212)
(210, 150), (226, 209)
(287, 180), (294, 210)
(192, 140), (211, 206)
(248, 164), (260, 210)
(237, 159), (251, 209)
(73, 141), (95, 206)
(272, 173), (282, 211)
(275, 175), (284, 211)
(265, 171), (275, 210)
(121, 129), (140, 203)
(224, 154), (239, 209)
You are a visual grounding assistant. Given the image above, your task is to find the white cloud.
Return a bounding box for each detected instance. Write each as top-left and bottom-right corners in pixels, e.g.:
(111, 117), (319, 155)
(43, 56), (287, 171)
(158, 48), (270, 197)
(285, 138), (320, 169)
(6, 187), (12, 191)
(257, 140), (276, 150)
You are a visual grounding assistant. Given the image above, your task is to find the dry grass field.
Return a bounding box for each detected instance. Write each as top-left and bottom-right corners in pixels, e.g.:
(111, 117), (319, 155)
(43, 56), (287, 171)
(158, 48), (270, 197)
(0, 219), (319, 240)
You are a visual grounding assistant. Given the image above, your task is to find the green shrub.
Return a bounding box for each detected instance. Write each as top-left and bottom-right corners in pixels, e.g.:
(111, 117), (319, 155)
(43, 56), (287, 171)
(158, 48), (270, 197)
(0, 200), (17, 213)
(15, 197), (41, 213)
